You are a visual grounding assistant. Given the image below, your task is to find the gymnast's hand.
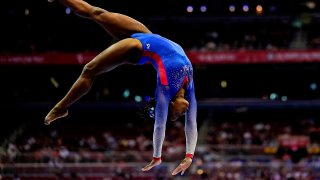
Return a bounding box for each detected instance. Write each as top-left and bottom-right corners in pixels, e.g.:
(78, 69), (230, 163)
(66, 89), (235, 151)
(141, 158), (161, 172)
(172, 157), (192, 176)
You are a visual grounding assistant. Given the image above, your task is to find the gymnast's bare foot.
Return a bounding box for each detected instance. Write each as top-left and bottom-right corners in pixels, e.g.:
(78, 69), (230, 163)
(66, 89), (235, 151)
(44, 106), (68, 125)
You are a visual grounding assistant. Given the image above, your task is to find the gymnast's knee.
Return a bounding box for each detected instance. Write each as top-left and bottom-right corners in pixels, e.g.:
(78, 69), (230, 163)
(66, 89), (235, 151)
(80, 64), (98, 79)
(68, 2), (100, 19)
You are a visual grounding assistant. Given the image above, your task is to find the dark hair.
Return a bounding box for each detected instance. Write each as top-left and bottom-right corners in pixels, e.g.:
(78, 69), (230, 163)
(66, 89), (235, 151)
(139, 97), (156, 120)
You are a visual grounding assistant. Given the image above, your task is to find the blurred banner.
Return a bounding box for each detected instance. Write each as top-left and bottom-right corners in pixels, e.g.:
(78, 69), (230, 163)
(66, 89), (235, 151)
(187, 50), (320, 64)
(1, 50), (320, 65)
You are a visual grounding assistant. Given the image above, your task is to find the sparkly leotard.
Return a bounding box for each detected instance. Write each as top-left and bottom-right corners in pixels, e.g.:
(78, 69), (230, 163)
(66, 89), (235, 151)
(131, 33), (198, 158)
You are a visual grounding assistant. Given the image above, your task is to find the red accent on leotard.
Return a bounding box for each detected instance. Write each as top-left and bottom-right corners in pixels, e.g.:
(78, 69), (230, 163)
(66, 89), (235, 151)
(153, 157), (161, 161)
(143, 51), (168, 86)
(186, 153), (194, 159)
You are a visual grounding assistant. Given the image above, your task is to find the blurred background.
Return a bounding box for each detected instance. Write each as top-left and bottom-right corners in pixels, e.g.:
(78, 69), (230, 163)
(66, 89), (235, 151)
(1, 0), (320, 179)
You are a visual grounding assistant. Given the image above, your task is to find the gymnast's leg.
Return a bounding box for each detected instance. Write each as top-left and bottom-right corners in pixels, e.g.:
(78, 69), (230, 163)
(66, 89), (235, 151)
(44, 38), (142, 125)
(58, 0), (152, 39)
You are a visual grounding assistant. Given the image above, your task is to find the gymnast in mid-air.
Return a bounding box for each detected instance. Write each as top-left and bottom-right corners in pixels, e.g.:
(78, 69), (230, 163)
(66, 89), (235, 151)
(44, 0), (198, 175)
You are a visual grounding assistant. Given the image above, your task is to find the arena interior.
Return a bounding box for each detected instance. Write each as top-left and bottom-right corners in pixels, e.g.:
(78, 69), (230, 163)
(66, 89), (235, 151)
(1, 0), (320, 179)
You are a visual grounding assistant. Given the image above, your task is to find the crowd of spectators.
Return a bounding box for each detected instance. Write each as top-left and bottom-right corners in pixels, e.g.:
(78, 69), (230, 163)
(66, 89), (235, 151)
(1, 111), (320, 179)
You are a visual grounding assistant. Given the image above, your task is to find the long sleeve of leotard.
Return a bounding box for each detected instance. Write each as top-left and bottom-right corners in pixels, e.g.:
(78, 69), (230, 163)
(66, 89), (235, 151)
(185, 80), (198, 155)
(152, 85), (170, 158)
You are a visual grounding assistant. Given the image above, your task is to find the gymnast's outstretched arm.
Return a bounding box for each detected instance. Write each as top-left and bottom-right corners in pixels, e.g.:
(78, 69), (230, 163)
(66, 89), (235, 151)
(172, 81), (197, 175)
(141, 84), (170, 171)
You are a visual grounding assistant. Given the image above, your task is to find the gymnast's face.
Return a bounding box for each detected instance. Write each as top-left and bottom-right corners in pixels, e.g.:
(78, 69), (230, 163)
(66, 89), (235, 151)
(169, 97), (189, 121)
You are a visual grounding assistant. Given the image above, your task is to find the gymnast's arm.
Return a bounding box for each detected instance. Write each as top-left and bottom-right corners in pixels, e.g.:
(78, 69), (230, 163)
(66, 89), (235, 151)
(184, 89), (197, 158)
(172, 83), (198, 175)
(141, 89), (170, 172)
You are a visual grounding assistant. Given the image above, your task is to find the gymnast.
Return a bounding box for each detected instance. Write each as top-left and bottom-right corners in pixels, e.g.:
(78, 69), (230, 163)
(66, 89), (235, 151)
(44, 0), (198, 175)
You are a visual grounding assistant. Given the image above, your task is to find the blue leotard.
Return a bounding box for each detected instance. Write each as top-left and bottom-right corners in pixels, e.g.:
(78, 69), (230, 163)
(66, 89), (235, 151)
(131, 33), (198, 158)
